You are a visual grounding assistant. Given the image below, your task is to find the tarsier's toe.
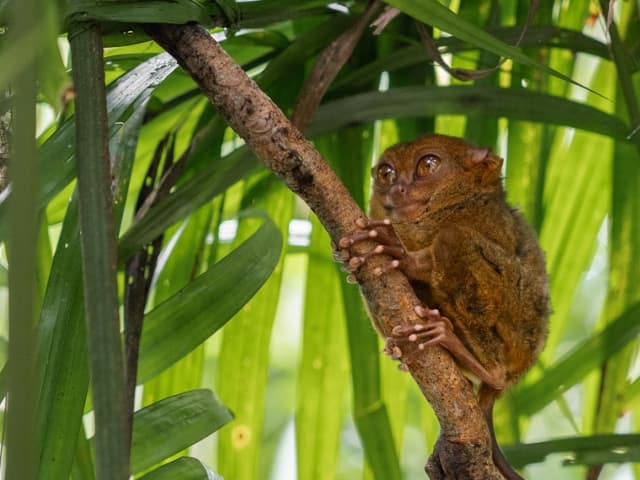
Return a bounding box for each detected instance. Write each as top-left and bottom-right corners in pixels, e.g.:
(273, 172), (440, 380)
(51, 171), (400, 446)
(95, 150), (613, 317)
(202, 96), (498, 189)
(414, 305), (453, 330)
(355, 217), (369, 229)
(391, 323), (425, 337)
(338, 229), (377, 249)
(414, 305), (440, 319)
(372, 259), (400, 276)
(348, 256), (364, 270)
(383, 341), (403, 360)
(397, 362), (409, 371)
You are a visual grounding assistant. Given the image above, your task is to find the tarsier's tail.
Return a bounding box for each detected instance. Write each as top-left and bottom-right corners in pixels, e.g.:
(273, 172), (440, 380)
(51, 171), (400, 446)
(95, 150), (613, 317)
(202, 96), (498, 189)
(479, 384), (524, 480)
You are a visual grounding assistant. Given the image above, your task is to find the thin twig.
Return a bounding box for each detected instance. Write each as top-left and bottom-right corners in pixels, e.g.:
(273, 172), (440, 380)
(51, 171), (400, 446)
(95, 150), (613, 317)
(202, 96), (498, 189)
(416, 0), (540, 82)
(291, 1), (382, 132)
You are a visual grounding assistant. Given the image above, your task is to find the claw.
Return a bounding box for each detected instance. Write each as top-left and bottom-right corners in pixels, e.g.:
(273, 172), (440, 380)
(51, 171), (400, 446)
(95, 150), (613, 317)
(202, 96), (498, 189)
(415, 305), (439, 318)
(348, 256), (364, 270)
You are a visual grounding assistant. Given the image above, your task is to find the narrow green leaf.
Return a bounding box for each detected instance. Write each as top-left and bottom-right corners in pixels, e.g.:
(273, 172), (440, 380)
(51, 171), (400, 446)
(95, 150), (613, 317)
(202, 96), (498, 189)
(131, 389), (233, 474)
(624, 377), (640, 410)
(296, 215), (348, 480)
(0, 52), (177, 241)
(5, 1), (39, 478)
(34, 214), (53, 308)
(36, 79), (150, 480)
(257, 13), (352, 91)
(0, 16), (47, 94)
(142, 204), (214, 409)
(308, 86), (630, 141)
(70, 24), (128, 480)
(215, 0), (338, 29)
(572, 448), (640, 465)
(503, 433), (640, 468)
(317, 129), (402, 480)
(539, 60), (615, 360)
(217, 179), (293, 480)
(118, 15), (356, 258)
(96, 0), (339, 47)
(46, 52), (177, 209)
(71, 425), (95, 480)
(118, 147), (260, 260)
(353, 407), (403, 478)
(384, 0), (595, 93)
(333, 27), (608, 91)
(36, 195), (89, 480)
(65, 0), (210, 24)
(463, 0), (500, 149)
(137, 212), (282, 382)
(37, 1), (69, 112)
(505, 120), (551, 230)
(588, 0), (640, 436)
(138, 457), (223, 480)
(511, 302), (640, 416)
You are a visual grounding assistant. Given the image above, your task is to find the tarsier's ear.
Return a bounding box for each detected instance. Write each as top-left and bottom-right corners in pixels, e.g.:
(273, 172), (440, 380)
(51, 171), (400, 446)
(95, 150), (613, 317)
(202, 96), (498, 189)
(464, 146), (503, 184)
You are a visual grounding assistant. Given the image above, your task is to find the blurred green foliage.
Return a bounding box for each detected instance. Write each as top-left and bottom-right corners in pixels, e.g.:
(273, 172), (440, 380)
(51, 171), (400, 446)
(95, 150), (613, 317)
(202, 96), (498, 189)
(1, 0), (639, 479)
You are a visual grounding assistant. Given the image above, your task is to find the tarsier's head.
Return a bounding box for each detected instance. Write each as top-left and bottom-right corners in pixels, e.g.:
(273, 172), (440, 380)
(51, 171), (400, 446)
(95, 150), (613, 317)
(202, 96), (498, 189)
(370, 134), (504, 221)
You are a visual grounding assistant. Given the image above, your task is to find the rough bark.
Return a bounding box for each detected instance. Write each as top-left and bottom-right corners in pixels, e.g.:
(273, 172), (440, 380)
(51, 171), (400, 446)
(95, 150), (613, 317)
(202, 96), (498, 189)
(145, 22), (502, 479)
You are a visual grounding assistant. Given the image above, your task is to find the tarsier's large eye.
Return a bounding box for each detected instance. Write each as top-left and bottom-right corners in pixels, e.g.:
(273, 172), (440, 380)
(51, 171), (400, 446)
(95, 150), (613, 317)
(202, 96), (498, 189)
(415, 154), (441, 177)
(375, 163), (396, 185)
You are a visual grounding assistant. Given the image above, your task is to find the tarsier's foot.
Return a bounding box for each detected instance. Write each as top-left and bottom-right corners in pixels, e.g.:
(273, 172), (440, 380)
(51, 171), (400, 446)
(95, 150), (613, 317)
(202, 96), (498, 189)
(337, 218), (407, 281)
(383, 306), (453, 366)
(396, 307), (506, 390)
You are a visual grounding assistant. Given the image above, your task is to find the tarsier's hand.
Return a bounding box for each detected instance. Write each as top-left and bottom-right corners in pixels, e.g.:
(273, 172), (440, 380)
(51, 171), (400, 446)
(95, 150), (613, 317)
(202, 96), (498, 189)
(336, 218), (432, 284)
(336, 218), (408, 282)
(384, 305), (452, 366)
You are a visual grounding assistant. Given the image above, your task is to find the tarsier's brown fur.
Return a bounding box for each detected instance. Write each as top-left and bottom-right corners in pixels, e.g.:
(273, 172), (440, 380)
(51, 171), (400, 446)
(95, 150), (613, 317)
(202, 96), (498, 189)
(340, 134), (550, 479)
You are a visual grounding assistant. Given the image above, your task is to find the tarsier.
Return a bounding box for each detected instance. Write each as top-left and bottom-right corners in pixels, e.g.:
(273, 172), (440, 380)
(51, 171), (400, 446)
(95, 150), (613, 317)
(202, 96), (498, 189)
(338, 134), (550, 480)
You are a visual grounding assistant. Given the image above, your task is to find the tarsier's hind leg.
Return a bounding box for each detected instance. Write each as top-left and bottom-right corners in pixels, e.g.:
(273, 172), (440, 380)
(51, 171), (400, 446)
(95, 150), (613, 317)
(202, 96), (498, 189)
(389, 305), (507, 391)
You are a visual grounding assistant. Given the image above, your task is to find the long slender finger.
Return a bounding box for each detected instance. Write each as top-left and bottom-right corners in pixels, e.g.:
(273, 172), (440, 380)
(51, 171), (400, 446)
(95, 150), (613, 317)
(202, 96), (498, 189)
(357, 219), (401, 244)
(414, 305), (440, 320)
(355, 243), (405, 263)
(368, 227), (402, 248)
(372, 259), (400, 276)
(361, 218), (393, 229)
(373, 244), (405, 259)
(414, 305), (453, 330)
(392, 324), (445, 343)
(338, 229), (377, 248)
(418, 334), (446, 350)
(391, 318), (448, 337)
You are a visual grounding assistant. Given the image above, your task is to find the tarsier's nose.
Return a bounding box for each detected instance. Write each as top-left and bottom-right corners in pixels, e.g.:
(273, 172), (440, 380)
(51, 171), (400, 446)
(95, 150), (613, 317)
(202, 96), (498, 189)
(392, 182), (408, 195)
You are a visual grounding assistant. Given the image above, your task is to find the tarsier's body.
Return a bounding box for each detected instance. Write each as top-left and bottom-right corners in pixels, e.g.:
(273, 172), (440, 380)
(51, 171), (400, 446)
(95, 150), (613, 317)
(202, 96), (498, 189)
(340, 135), (550, 479)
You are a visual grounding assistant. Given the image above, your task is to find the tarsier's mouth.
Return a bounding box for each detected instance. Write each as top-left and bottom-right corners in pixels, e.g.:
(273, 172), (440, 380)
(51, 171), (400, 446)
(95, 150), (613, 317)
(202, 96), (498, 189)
(386, 200), (429, 220)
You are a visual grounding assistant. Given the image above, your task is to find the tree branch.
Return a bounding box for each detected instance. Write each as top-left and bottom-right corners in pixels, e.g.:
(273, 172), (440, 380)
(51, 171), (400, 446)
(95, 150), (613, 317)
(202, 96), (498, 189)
(145, 21), (501, 479)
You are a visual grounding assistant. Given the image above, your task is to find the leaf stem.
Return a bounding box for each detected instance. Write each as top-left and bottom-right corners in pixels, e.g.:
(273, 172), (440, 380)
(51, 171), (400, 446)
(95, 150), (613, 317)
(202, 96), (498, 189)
(70, 21), (129, 480)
